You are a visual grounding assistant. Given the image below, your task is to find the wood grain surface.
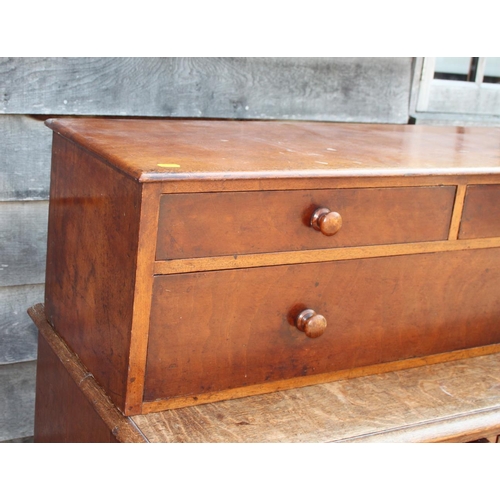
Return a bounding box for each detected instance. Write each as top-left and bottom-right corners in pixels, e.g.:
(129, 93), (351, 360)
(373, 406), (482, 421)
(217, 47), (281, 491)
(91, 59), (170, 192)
(45, 119), (500, 184)
(35, 332), (120, 443)
(1, 58), (412, 123)
(154, 237), (500, 275)
(145, 248), (500, 403)
(460, 184), (500, 239)
(0, 201), (48, 286)
(0, 361), (36, 441)
(135, 352), (500, 443)
(448, 184), (467, 240)
(0, 114), (52, 201)
(44, 134), (143, 411)
(0, 284), (43, 364)
(125, 183), (163, 414)
(156, 187), (455, 260)
(30, 304), (146, 443)
(142, 344), (500, 413)
(0, 115), (52, 201)
(117, 172), (500, 196)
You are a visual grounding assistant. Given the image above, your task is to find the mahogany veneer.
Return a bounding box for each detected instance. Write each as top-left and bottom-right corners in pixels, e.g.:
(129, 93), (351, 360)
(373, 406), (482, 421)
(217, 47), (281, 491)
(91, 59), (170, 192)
(156, 187), (455, 259)
(42, 118), (500, 416)
(460, 184), (500, 239)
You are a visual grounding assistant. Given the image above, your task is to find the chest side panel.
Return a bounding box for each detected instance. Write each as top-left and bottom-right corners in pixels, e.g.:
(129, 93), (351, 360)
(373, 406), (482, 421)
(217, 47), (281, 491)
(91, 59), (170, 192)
(44, 134), (143, 410)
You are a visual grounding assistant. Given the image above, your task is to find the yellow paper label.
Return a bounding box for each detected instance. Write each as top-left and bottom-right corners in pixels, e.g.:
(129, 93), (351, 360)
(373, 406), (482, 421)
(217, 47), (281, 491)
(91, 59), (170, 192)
(157, 163), (181, 168)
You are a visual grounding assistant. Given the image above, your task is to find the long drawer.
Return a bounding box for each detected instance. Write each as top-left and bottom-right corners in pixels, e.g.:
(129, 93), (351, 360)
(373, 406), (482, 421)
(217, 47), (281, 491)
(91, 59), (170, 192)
(144, 247), (500, 402)
(156, 187), (456, 260)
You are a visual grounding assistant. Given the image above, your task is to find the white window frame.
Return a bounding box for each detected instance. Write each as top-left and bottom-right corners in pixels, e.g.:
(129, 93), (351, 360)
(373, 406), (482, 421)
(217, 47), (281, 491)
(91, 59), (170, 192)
(410, 57), (500, 124)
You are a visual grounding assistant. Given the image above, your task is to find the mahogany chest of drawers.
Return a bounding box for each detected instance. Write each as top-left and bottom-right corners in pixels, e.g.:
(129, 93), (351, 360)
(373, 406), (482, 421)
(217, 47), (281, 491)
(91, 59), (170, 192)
(43, 118), (500, 416)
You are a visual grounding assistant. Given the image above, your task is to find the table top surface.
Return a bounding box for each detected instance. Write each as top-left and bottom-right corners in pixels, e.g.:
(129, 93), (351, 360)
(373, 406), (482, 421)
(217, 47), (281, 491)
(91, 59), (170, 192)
(132, 350), (500, 443)
(46, 118), (500, 182)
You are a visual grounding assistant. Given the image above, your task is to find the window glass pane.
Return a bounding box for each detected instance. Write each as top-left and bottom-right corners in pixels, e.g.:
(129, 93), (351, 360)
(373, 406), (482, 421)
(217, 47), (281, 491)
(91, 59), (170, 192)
(484, 57), (500, 83)
(434, 57), (471, 81)
(435, 57), (471, 74)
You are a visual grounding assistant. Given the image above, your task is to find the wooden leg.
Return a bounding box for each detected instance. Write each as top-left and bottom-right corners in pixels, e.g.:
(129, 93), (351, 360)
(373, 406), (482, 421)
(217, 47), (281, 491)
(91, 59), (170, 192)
(31, 305), (147, 443)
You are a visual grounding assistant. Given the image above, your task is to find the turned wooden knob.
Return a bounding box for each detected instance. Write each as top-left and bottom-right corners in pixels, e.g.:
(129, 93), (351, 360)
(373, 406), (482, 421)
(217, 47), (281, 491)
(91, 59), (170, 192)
(310, 208), (342, 236)
(296, 309), (327, 338)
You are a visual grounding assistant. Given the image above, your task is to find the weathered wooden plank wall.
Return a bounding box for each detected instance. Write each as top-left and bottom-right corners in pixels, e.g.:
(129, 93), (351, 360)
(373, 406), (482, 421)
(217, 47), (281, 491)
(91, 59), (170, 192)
(1, 58), (412, 122)
(0, 201), (48, 286)
(0, 361), (36, 441)
(0, 285), (43, 364)
(0, 115), (52, 201)
(0, 57), (414, 441)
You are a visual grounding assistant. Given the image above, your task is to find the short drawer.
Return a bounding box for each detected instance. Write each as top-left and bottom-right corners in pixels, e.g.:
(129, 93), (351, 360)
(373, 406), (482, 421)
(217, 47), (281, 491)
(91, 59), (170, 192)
(156, 187), (456, 260)
(459, 185), (500, 239)
(144, 248), (500, 402)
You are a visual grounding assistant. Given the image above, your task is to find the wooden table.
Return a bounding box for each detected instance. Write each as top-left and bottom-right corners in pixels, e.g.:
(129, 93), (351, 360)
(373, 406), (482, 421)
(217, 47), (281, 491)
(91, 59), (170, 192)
(30, 304), (500, 443)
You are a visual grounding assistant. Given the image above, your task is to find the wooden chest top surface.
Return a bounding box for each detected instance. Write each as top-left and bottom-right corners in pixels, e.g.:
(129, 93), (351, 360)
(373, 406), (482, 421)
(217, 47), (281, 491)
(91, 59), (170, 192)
(45, 118), (500, 182)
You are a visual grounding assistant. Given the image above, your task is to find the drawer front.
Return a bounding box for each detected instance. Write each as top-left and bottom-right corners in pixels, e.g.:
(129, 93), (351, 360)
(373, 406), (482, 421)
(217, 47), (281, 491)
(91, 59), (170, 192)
(156, 187), (456, 260)
(459, 185), (500, 239)
(144, 248), (500, 401)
